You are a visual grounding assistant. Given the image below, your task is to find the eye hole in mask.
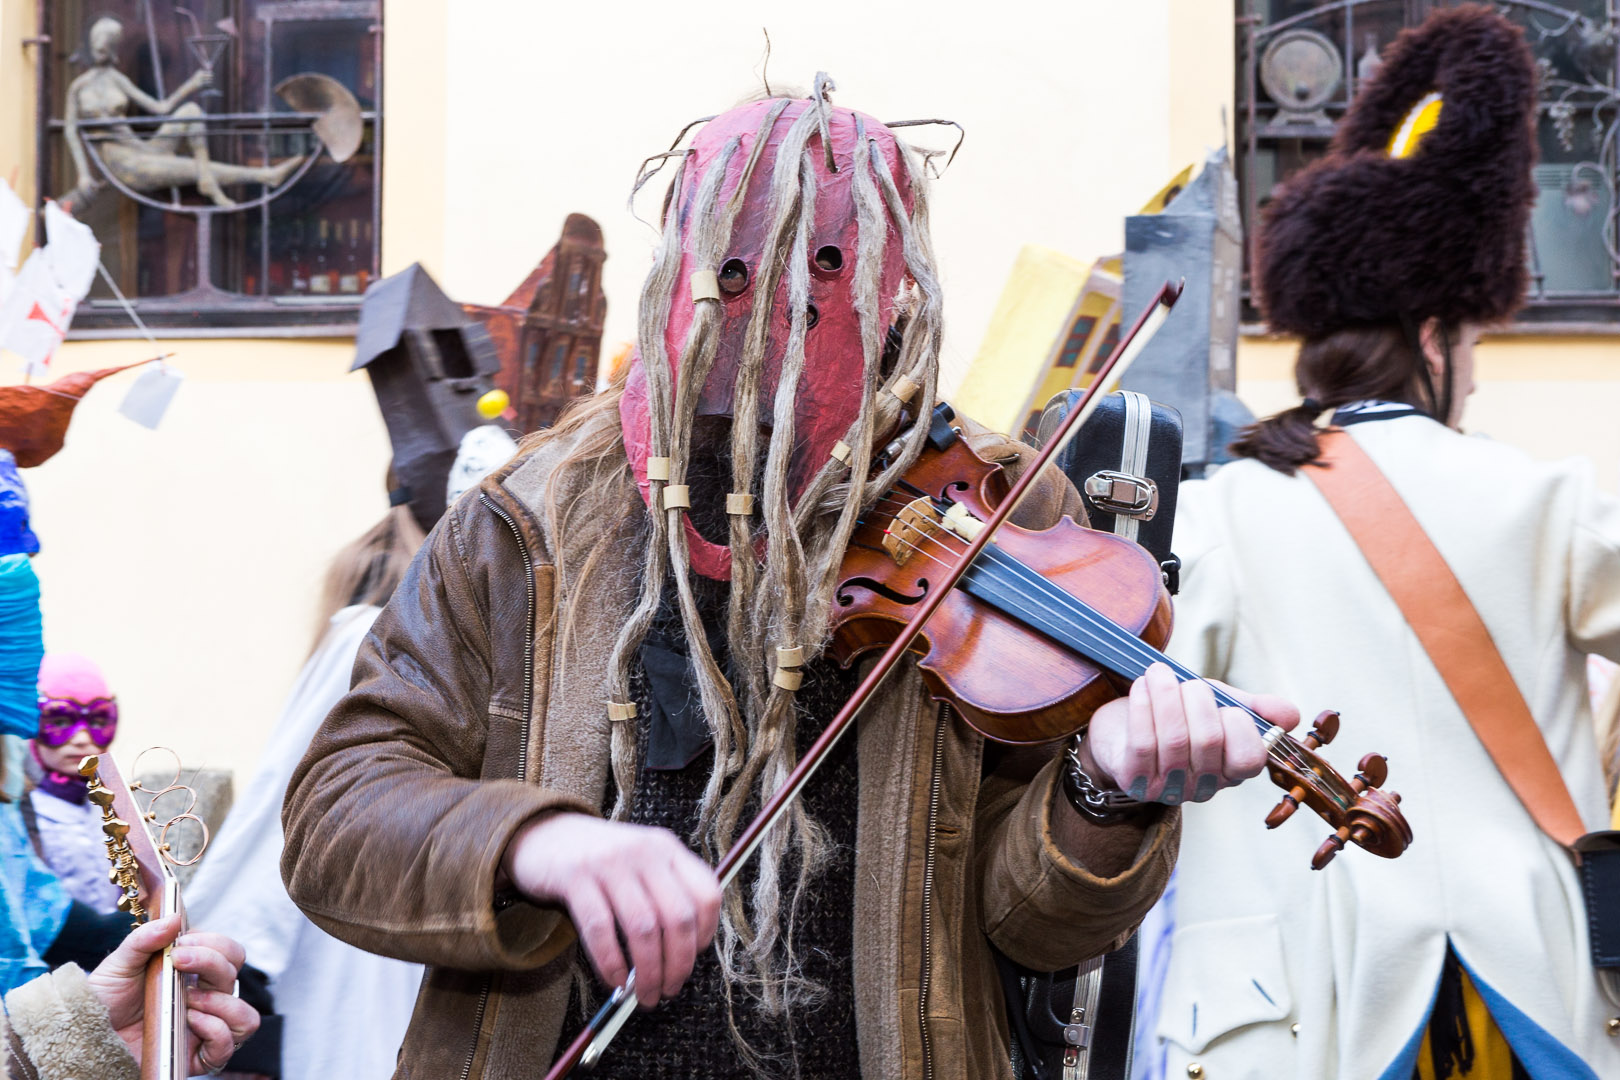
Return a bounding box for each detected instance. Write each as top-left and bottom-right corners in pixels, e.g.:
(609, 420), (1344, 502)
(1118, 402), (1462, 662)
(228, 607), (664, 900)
(719, 258), (750, 296)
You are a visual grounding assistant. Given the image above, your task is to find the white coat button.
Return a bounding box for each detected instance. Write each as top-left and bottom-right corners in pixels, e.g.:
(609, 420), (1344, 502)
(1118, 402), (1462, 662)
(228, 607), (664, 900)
(1187, 1066), (1205, 1079)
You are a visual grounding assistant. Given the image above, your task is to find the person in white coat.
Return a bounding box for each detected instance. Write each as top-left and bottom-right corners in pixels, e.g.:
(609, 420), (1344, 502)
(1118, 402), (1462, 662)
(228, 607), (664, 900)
(1145, 7), (1620, 1080)
(182, 503), (429, 1080)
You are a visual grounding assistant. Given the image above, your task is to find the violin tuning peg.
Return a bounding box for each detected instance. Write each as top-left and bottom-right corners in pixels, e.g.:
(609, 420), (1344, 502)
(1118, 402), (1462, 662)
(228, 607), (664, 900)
(1355, 754), (1388, 789)
(1264, 785), (1307, 829)
(1303, 710), (1340, 750)
(1312, 829), (1349, 870)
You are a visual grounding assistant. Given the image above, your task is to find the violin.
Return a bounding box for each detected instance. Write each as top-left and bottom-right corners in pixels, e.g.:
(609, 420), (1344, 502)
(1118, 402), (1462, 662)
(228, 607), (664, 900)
(831, 402), (1413, 866)
(546, 282), (1411, 1078)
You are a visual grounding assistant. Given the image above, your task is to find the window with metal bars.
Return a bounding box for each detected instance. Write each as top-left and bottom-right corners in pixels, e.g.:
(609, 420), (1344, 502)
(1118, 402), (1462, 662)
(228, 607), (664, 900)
(37, 0), (381, 336)
(1236, 0), (1618, 330)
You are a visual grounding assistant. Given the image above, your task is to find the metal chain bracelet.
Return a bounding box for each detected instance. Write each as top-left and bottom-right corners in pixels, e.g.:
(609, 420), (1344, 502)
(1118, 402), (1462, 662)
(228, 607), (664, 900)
(1061, 731), (1154, 826)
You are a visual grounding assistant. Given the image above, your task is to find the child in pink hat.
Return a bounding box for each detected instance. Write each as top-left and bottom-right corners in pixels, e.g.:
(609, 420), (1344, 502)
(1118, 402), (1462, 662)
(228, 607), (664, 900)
(26, 653), (122, 913)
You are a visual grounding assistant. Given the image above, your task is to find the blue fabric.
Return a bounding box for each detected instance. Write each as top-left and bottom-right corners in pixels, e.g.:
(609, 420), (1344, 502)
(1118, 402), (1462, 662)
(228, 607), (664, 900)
(1376, 944), (1600, 1080)
(1130, 872), (1176, 1080)
(1461, 955), (1600, 1080)
(0, 452), (39, 557)
(0, 796), (70, 994)
(0, 554), (42, 738)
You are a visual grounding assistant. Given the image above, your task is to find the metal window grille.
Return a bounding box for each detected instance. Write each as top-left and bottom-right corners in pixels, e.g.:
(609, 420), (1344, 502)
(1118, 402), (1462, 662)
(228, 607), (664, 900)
(1237, 0), (1619, 331)
(35, 0), (382, 337)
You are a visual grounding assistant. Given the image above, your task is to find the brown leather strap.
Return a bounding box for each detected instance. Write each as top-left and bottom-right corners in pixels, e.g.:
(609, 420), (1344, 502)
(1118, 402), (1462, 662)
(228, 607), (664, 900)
(7, 1019), (41, 1080)
(1306, 428), (1588, 850)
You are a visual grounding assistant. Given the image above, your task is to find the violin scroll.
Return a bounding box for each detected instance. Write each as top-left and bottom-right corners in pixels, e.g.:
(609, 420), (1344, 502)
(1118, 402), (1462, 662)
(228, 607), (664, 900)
(1263, 731), (1413, 870)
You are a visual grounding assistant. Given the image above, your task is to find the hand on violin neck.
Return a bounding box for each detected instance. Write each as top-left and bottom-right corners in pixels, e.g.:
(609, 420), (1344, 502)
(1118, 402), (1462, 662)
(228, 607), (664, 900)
(1083, 663), (1300, 805)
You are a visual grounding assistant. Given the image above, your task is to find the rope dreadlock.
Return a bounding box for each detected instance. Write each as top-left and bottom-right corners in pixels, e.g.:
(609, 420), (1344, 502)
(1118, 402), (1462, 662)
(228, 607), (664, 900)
(661, 135), (751, 843)
(602, 152), (689, 821)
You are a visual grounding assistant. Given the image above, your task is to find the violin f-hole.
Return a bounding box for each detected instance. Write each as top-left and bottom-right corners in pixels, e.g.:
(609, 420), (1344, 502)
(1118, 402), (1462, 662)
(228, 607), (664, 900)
(836, 576), (930, 607)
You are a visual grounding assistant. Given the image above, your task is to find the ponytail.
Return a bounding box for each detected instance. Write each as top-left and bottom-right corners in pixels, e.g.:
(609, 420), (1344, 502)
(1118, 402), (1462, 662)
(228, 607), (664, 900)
(1228, 398), (1332, 476)
(1228, 324), (1440, 475)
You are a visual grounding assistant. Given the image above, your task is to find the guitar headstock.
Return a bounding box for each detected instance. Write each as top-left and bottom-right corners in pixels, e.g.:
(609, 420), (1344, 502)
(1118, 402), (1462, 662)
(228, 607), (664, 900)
(77, 750), (212, 1080)
(79, 752), (171, 926)
(1258, 710), (1414, 868)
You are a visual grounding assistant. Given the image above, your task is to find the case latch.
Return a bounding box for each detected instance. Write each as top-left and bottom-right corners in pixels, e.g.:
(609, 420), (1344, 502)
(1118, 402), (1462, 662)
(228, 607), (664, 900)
(1084, 471), (1159, 520)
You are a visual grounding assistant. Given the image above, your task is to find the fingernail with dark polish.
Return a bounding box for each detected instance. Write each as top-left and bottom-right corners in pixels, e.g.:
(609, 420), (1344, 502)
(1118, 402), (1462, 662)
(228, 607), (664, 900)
(1127, 776), (1149, 801)
(1162, 769), (1186, 804)
(1194, 774), (1219, 801)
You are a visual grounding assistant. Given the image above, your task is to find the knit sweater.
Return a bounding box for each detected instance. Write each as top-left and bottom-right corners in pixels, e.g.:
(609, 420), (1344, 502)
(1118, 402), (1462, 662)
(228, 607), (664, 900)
(564, 586), (863, 1077)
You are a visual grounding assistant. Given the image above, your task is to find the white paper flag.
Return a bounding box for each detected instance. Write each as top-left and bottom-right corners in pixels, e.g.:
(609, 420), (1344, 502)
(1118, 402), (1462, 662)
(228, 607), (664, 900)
(0, 182), (28, 272)
(0, 251), (75, 372)
(42, 200), (99, 299)
(118, 364), (184, 430)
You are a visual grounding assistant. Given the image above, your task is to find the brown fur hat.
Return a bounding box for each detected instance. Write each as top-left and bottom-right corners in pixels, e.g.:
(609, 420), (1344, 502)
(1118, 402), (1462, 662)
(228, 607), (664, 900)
(1255, 5), (1538, 337)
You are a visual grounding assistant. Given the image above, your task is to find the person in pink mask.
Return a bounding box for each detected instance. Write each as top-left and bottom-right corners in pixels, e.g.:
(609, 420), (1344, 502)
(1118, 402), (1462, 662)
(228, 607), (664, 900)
(25, 653), (123, 914)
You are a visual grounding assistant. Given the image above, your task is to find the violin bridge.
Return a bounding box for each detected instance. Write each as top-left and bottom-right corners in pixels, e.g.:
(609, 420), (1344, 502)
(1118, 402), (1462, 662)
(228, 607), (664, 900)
(884, 496), (948, 566)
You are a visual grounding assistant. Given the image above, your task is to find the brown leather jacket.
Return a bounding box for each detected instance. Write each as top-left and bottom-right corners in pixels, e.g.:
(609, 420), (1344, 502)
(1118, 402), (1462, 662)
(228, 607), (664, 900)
(281, 411), (1179, 1080)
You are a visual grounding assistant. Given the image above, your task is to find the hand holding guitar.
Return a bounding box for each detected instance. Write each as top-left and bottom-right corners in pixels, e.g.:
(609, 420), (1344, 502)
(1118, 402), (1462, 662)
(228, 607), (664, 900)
(80, 750), (260, 1078)
(85, 914), (259, 1076)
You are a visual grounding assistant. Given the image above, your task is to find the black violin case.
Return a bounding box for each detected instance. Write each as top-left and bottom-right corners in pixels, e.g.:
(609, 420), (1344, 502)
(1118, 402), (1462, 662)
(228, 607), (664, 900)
(999, 389), (1185, 1080)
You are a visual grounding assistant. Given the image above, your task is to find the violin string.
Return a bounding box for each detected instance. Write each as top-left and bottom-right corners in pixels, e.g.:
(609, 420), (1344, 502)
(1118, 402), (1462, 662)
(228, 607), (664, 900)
(868, 493), (1214, 693)
(879, 529), (1170, 690)
(862, 495), (1346, 794)
(871, 496), (1237, 692)
(870, 505), (1331, 781)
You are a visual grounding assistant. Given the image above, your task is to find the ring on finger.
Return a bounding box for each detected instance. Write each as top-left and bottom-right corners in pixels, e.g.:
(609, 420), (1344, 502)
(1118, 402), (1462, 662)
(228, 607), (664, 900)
(197, 1044), (229, 1076)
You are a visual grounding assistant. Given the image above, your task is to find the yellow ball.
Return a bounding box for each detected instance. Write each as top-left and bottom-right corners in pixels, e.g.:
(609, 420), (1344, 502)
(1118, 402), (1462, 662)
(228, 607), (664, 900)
(477, 389), (510, 420)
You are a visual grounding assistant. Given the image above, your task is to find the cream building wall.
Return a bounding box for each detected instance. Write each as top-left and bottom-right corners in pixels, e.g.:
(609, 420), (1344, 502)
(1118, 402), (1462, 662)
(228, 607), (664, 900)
(0, 0), (1611, 784)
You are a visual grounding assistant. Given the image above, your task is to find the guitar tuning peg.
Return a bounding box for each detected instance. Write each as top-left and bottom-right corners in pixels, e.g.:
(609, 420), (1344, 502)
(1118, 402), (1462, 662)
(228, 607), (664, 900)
(1303, 710), (1340, 750)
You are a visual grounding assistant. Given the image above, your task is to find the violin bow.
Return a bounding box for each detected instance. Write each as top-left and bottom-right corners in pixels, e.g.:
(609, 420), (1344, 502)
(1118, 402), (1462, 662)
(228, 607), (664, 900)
(544, 281), (1186, 1079)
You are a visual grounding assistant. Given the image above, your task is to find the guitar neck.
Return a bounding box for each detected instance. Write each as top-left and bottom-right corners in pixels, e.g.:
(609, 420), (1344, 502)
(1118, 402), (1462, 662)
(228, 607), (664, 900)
(141, 880), (188, 1080)
(80, 754), (191, 1080)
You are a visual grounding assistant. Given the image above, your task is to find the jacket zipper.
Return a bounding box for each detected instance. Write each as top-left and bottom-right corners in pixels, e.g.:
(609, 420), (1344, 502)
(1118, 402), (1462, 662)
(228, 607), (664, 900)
(919, 703), (949, 1080)
(456, 495), (541, 1080)
(481, 494), (539, 781)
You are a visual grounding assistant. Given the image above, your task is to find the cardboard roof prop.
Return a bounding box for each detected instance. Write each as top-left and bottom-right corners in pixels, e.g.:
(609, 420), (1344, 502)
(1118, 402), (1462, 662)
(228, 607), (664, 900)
(464, 213), (607, 434)
(353, 263), (504, 532)
(1254, 4), (1538, 337)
